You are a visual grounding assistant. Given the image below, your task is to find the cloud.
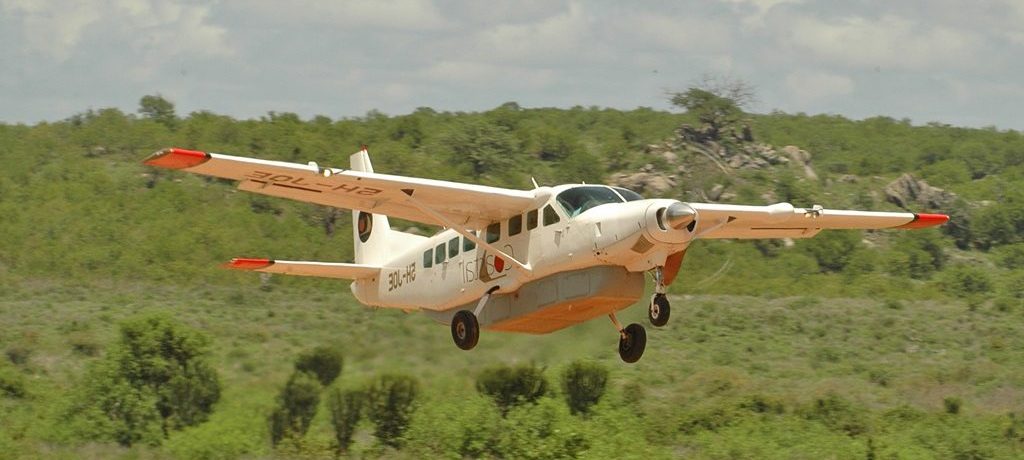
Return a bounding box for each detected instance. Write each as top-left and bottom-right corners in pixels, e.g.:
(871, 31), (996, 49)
(1, 0), (102, 61)
(1, 0), (231, 64)
(778, 13), (983, 71)
(784, 70), (854, 106)
(243, 0), (448, 30)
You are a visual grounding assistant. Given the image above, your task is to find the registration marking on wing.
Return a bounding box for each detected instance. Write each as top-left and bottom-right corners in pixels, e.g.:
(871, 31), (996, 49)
(244, 170), (384, 196)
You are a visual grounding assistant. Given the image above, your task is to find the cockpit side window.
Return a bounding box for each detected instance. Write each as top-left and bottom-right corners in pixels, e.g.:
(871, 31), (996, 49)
(543, 204), (560, 226)
(556, 186), (625, 217)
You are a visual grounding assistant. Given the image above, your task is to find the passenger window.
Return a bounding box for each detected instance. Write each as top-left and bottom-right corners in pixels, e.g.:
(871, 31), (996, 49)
(509, 215), (523, 236)
(435, 244), (445, 264)
(463, 235), (476, 252)
(527, 209), (538, 230)
(423, 249), (433, 268)
(486, 222), (500, 243)
(543, 205), (560, 226)
(448, 237), (460, 258)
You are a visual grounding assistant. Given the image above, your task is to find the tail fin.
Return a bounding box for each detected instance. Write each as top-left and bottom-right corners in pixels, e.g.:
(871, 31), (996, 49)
(350, 148), (393, 266)
(349, 148), (428, 266)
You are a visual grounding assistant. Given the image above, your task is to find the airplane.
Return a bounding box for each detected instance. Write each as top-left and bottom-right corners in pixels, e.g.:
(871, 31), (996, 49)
(143, 146), (949, 363)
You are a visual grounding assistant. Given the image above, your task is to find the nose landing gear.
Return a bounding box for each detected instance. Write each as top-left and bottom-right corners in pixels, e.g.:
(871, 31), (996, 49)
(648, 266), (671, 327)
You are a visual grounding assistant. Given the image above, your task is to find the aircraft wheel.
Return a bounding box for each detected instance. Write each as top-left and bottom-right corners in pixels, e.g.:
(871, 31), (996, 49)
(618, 323), (647, 363)
(451, 310), (479, 350)
(649, 294), (670, 327)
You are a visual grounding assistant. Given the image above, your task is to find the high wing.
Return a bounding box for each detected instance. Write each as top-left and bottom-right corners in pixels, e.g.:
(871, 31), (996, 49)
(689, 202), (949, 239)
(144, 147), (538, 228)
(225, 258), (380, 280)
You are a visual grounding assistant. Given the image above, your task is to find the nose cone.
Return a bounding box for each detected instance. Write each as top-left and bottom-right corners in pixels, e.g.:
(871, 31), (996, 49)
(665, 202), (696, 230)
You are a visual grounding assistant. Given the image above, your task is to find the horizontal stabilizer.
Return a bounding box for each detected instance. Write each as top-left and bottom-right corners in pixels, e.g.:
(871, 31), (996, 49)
(224, 258), (379, 280)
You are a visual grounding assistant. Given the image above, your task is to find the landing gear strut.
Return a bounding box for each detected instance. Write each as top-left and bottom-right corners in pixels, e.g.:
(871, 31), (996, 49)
(610, 313), (646, 363)
(649, 267), (671, 327)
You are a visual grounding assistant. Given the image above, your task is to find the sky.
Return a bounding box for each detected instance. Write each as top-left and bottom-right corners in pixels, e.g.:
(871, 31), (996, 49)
(2, 0), (1023, 129)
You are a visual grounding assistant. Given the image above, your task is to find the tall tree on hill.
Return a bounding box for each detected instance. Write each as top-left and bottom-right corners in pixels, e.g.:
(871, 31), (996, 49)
(138, 94), (177, 129)
(669, 74), (755, 141)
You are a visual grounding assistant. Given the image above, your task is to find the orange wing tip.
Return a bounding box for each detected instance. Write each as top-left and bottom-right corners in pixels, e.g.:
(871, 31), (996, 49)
(143, 147), (211, 170)
(896, 213), (950, 229)
(224, 258), (274, 270)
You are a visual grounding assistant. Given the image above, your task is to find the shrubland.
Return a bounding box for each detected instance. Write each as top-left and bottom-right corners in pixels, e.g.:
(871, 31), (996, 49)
(1, 95), (1024, 457)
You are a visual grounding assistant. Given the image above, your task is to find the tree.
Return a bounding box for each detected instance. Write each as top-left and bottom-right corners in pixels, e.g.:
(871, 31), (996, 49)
(476, 364), (549, 416)
(440, 118), (521, 179)
(269, 371), (322, 445)
(327, 386), (365, 453)
(669, 74), (755, 140)
(798, 230), (863, 273)
(365, 374), (419, 448)
(294, 346), (343, 386)
(561, 361), (608, 415)
(138, 94), (177, 129)
(64, 313), (221, 446)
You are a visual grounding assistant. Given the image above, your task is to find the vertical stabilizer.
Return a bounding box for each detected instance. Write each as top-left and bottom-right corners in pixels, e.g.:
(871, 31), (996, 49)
(350, 148), (393, 266)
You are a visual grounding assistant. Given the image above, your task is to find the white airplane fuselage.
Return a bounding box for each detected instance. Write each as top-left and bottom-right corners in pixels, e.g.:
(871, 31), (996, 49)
(350, 185), (695, 331)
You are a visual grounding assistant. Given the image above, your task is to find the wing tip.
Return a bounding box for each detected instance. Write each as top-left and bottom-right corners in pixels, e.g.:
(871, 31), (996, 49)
(224, 258), (274, 270)
(895, 213), (950, 229)
(143, 147), (211, 170)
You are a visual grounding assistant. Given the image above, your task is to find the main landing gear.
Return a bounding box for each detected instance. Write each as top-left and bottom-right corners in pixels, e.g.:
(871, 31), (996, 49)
(610, 313), (646, 363)
(648, 266), (671, 327)
(451, 310), (479, 350)
(450, 287), (498, 351)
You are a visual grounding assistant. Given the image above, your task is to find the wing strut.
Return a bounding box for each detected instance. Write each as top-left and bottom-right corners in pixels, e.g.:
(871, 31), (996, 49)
(401, 189), (534, 278)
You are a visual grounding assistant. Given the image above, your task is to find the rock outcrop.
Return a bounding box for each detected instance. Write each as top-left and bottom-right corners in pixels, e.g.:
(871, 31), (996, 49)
(884, 174), (957, 210)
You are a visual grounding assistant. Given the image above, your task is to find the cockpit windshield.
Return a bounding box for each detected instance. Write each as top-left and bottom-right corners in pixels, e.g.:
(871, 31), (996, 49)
(612, 187), (644, 202)
(556, 186), (625, 217)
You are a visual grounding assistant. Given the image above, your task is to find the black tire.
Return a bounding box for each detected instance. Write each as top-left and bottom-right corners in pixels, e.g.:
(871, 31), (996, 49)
(618, 323), (647, 363)
(649, 294), (670, 327)
(451, 310), (480, 350)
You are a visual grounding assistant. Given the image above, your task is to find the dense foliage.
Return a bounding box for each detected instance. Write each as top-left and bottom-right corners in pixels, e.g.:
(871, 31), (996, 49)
(2, 97), (1024, 457)
(61, 313), (220, 446)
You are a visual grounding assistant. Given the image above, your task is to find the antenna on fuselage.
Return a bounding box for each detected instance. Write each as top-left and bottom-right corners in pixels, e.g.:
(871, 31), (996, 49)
(531, 177), (540, 189)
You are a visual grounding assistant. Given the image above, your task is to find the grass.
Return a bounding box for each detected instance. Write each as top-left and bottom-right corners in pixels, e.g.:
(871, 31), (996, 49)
(2, 274), (1024, 457)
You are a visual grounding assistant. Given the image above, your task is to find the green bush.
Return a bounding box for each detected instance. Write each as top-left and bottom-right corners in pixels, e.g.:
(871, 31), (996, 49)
(938, 264), (994, 298)
(944, 397), (963, 415)
(798, 230), (862, 272)
(5, 345), (31, 366)
(404, 394), (503, 458)
(0, 364), (27, 398)
(365, 373), (419, 448)
(799, 393), (869, 436)
(62, 313), (221, 446)
(497, 397), (588, 458)
(476, 364), (549, 415)
(326, 386), (364, 453)
(294, 345), (343, 386)
(561, 360), (609, 415)
(269, 371), (321, 445)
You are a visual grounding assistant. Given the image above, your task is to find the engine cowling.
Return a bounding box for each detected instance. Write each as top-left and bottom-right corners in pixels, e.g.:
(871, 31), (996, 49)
(644, 200), (697, 244)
